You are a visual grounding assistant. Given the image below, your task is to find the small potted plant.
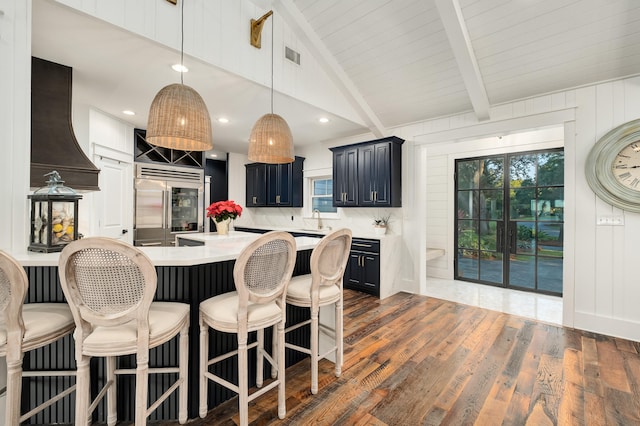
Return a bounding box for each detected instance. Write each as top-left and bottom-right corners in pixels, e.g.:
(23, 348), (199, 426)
(373, 214), (390, 235)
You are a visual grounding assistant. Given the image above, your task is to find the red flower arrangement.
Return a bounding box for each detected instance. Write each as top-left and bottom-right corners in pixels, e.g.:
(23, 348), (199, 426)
(206, 200), (243, 223)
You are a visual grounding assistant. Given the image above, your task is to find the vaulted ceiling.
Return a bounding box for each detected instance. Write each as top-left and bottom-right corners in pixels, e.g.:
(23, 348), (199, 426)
(32, 0), (640, 155)
(285, 0), (640, 130)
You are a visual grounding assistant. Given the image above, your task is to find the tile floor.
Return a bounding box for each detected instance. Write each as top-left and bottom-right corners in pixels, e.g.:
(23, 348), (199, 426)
(423, 277), (563, 325)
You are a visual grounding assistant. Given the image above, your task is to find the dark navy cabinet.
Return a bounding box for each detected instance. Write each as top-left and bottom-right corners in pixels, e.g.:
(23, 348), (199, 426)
(332, 146), (359, 207)
(331, 136), (403, 208)
(246, 163), (267, 206)
(245, 157), (304, 208)
(345, 238), (380, 297)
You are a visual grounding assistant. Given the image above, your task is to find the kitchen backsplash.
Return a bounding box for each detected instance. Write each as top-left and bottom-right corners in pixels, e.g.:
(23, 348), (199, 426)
(233, 207), (403, 237)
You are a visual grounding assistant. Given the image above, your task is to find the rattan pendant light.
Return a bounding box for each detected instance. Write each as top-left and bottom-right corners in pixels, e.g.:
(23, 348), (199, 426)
(146, 0), (212, 151)
(248, 12), (294, 164)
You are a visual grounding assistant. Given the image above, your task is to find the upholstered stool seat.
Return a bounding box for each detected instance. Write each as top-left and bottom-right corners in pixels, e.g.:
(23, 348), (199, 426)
(81, 302), (189, 355)
(200, 291), (283, 332)
(285, 274), (342, 305)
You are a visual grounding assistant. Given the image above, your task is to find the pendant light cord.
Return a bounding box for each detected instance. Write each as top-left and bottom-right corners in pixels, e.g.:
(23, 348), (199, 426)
(270, 14), (274, 114)
(180, 0), (185, 85)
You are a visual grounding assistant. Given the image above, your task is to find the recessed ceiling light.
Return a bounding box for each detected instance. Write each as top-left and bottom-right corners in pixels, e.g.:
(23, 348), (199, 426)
(172, 64), (189, 73)
(217, 117), (229, 124)
(210, 153), (218, 158)
(319, 117), (329, 123)
(122, 110), (135, 116)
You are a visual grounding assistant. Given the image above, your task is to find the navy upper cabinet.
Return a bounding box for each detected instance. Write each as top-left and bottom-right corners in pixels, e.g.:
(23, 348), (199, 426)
(332, 146), (359, 207)
(246, 163), (266, 207)
(331, 137), (403, 207)
(246, 157), (304, 208)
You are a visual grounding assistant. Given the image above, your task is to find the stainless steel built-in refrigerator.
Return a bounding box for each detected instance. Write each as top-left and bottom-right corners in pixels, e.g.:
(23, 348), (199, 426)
(134, 163), (204, 247)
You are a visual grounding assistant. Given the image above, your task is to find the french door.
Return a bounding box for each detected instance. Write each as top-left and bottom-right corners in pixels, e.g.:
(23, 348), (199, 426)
(454, 149), (564, 296)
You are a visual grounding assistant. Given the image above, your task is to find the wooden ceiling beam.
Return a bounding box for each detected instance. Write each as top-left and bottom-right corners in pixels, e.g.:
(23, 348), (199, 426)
(274, 0), (387, 138)
(434, 0), (491, 121)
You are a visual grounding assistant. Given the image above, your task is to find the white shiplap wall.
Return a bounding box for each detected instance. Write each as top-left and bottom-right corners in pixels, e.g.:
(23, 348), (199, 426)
(395, 76), (640, 342)
(0, 0), (32, 254)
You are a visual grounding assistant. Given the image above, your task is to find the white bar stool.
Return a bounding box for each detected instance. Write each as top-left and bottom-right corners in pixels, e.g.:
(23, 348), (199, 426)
(284, 228), (352, 394)
(58, 237), (189, 426)
(199, 231), (296, 426)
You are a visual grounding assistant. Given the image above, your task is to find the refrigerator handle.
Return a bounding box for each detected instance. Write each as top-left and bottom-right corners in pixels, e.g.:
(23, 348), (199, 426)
(164, 189), (169, 230)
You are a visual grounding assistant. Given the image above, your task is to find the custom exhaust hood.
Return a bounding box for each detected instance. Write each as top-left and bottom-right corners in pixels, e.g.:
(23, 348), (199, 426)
(31, 57), (100, 191)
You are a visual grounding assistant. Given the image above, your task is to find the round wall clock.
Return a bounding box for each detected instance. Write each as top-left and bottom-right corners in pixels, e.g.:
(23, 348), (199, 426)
(585, 118), (640, 212)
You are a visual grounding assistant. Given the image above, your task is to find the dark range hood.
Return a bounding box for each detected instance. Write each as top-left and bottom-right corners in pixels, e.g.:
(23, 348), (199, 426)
(31, 57), (100, 191)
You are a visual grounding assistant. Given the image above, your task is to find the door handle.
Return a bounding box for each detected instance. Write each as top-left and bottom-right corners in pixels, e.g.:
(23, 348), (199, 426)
(508, 222), (517, 254)
(122, 229), (128, 235)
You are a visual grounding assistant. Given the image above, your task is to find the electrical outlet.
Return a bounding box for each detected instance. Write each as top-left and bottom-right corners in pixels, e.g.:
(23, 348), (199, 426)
(596, 216), (624, 226)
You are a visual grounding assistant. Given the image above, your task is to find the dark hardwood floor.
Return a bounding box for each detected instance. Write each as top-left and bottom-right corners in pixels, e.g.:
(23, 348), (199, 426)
(168, 289), (640, 425)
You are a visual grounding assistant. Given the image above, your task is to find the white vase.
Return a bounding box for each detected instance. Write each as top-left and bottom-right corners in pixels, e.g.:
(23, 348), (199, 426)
(374, 225), (387, 235)
(214, 218), (231, 235)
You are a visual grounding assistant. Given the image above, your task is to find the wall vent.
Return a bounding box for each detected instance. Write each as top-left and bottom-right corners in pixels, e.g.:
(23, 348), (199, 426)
(285, 46), (301, 65)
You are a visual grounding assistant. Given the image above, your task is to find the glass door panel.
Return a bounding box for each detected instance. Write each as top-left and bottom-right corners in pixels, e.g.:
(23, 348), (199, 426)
(457, 190), (479, 219)
(457, 249), (479, 281)
(480, 252), (503, 283)
(537, 257), (563, 293)
(480, 190), (503, 220)
(170, 187), (199, 232)
(508, 254), (536, 290)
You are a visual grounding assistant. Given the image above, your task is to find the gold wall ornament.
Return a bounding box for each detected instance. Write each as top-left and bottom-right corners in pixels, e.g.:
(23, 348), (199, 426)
(250, 10), (273, 49)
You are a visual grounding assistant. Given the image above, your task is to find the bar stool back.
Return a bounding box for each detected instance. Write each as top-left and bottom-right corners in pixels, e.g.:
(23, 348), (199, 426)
(58, 237), (189, 426)
(199, 231), (296, 425)
(0, 250), (76, 425)
(284, 228), (352, 394)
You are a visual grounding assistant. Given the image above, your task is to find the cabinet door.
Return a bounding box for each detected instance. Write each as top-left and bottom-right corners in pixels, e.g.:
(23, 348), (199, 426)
(345, 252), (363, 287)
(362, 253), (380, 295)
(267, 163), (292, 206)
(358, 142), (391, 206)
(245, 163), (266, 206)
(358, 144), (375, 206)
(345, 251), (380, 297)
(333, 147), (358, 206)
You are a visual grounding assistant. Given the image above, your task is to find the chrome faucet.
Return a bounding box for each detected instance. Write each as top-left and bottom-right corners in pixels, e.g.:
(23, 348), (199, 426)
(312, 209), (323, 230)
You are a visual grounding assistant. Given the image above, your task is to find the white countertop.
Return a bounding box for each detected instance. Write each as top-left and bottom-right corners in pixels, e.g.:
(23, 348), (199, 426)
(12, 232), (320, 267)
(234, 225), (395, 240)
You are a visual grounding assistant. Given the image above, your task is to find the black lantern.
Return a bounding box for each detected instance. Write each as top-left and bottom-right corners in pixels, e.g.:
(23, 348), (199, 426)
(28, 171), (82, 253)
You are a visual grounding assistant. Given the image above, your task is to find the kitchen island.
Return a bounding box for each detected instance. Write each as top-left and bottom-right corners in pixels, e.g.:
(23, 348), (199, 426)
(13, 232), (320, 424)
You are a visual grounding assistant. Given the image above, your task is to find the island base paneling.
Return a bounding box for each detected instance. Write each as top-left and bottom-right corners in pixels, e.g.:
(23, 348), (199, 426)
(21, 249), (312, 423)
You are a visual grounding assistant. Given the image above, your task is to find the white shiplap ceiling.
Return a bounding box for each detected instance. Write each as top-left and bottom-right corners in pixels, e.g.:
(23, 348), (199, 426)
(31, 0), (640, 156)
(290, 0), (640, 128)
